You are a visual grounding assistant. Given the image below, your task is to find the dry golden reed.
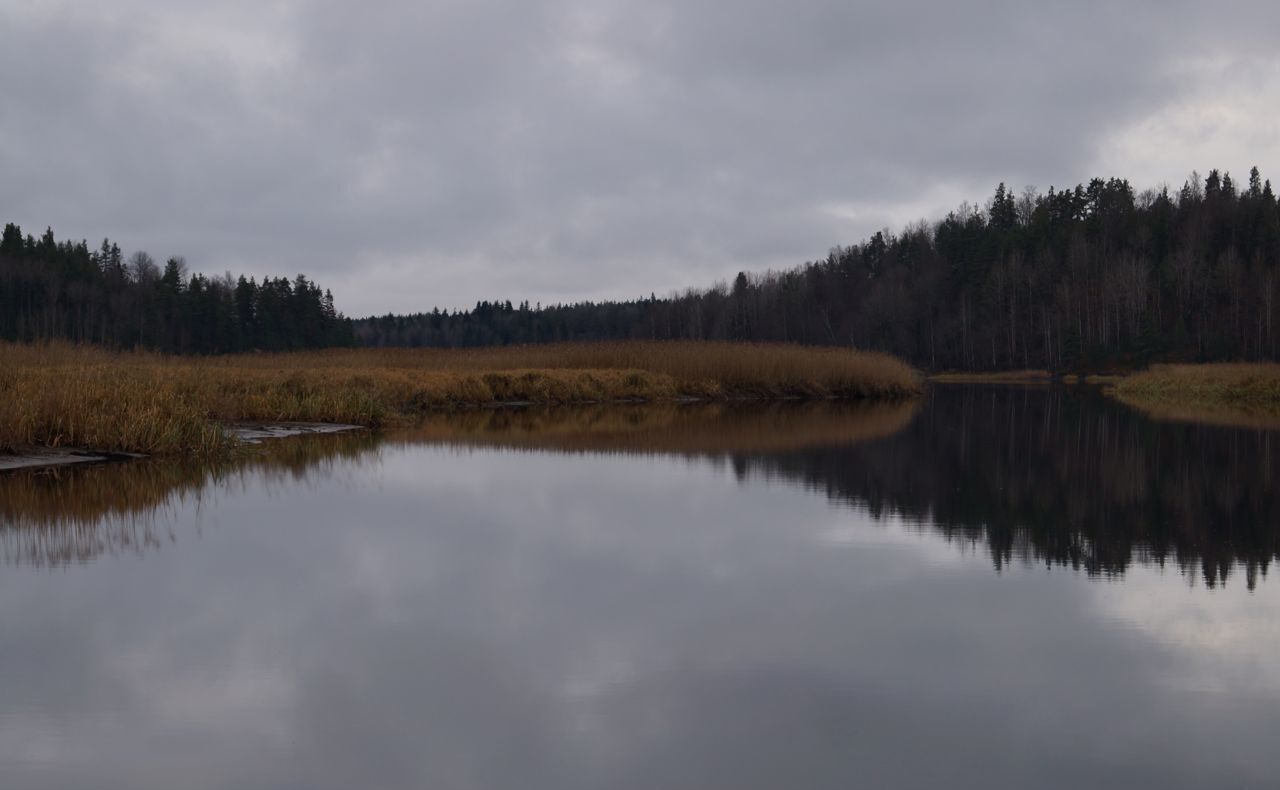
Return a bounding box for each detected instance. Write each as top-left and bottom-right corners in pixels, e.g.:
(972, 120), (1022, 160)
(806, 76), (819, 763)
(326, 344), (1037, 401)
(0, 341), (921, 455)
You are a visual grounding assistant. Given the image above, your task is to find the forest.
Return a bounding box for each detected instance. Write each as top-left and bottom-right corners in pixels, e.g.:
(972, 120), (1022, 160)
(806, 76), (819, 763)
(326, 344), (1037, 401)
(5, 167), (1279, 369)
(357, 168), (1280, 371)
(0, 224), (353, 353)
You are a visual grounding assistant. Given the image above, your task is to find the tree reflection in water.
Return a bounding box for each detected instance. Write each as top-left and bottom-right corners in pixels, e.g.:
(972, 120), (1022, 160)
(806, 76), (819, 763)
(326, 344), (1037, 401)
(729, 387), (1278, 588)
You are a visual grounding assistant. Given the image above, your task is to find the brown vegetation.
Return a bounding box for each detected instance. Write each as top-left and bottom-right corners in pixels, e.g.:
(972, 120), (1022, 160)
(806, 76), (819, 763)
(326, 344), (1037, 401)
(1112, 363), (1280, 429)
(0, 341), (920, 456)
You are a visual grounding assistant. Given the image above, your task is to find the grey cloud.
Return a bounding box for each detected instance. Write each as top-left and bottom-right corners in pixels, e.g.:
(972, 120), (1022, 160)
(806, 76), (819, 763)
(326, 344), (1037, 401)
(2, 0), (1278, 315)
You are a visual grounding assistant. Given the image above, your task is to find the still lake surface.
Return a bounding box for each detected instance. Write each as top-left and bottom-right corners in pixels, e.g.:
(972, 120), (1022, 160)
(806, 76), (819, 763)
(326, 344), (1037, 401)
(1, 387), (1278, 789)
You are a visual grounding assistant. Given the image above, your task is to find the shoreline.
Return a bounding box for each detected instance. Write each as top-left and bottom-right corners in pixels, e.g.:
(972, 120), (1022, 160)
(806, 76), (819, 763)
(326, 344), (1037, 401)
(0, 395), (915, 472)
(0, 423), (365, 473)
(0, 447), (118, 473)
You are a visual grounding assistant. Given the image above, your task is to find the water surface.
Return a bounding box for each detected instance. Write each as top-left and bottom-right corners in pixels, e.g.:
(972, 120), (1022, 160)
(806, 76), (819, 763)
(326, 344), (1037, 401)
(1, 389), (1278, 789)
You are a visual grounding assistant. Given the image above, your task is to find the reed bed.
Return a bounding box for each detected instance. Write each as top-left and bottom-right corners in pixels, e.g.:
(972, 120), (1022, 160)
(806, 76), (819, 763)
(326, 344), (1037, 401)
(1111, 363), (1280, 430)
(0, 341), (920, 456)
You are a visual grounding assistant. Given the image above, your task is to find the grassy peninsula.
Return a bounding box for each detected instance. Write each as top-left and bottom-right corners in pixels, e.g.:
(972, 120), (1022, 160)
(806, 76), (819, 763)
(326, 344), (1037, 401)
(1111, 363), (1280, 429)
(0, 341), (920, 457)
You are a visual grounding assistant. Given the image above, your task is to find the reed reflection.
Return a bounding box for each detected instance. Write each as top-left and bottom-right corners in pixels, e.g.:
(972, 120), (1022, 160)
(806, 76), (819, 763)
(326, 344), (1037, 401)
(393, 400), (920, 456)
(0, 431), (380, 567)
(0, 404), (914, 567)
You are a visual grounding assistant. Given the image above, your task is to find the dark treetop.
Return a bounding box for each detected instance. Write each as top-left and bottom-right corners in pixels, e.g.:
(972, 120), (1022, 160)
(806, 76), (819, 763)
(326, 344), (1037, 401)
(0, 225), (353, 354)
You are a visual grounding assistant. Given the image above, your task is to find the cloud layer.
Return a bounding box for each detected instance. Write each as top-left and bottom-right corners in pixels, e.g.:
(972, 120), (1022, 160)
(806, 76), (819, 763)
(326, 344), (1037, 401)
(3, 0), (1279, 315)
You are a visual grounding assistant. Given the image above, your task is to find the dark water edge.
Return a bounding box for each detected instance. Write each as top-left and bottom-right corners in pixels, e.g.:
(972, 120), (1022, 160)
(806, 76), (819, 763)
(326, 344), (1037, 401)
(2, 387), (1279, 790)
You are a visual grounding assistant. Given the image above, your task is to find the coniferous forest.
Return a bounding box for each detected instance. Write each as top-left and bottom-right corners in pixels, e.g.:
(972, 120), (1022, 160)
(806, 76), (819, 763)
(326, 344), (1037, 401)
(358, 168), (1280, 371)
(5, 168), (1280, 369)
(0, 224), (354, 353)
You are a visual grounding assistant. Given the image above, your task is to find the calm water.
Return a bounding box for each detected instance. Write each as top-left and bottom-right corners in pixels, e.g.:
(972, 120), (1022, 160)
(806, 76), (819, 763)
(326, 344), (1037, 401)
(1, 388), (1278, 789)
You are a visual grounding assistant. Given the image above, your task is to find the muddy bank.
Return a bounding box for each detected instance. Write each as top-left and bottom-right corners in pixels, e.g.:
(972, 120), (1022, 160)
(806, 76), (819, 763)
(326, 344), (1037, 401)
(1, 422), (363, 473)
(224, 422), (364, 443)
(0, 448), (136, 472)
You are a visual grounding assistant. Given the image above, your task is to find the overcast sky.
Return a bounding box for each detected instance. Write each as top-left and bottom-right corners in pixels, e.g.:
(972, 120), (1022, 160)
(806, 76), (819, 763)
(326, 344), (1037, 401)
(3, 1), (1279, 316)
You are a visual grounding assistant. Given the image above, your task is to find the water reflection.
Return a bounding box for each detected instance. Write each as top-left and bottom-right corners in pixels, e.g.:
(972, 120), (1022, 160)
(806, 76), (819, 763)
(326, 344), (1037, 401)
(1115, 391), (1280, 431)
(0, 403), (912, 567)
(731, 387), (1278, 587)
(2, 392), (1278, 586)
(393, 400), (919, 456)
(2, 392), (1279, 789)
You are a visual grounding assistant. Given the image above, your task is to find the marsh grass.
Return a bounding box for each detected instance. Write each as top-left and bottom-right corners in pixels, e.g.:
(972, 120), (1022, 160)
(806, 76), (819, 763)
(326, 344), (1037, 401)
(1112, 363), (1280, 430)
(0, 341), (920, 455)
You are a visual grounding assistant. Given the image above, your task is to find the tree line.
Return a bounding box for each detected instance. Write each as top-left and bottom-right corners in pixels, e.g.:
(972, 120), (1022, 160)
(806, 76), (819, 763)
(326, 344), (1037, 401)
(8, 166), (1278, 367)
(357, 167), (1280, 371)
(0, 224), (354, 353)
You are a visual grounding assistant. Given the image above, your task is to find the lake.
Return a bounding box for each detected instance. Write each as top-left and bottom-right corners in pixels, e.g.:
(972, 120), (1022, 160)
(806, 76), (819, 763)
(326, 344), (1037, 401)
(1, 387), (1278, 789)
